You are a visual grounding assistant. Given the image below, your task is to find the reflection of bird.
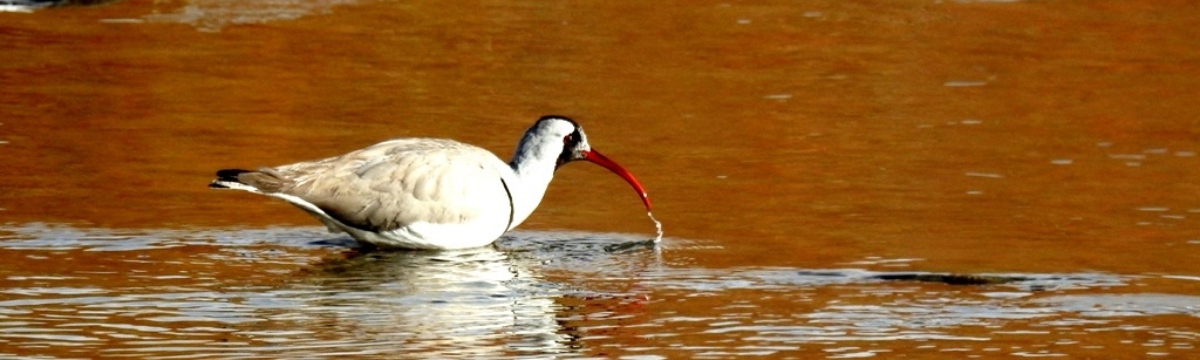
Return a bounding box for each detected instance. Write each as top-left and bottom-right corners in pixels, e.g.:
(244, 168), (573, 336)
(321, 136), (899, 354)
(295, 245), (569, 355)
(209, 116), (651, 250)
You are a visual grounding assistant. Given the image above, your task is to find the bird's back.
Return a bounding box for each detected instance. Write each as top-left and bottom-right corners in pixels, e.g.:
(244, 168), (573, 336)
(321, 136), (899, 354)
(258, 138), (513, 233)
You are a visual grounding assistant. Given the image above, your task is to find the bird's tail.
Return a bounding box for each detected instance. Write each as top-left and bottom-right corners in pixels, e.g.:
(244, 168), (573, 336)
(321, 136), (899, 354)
(209, 168), (289, 194)
(209, 169), (258, 191)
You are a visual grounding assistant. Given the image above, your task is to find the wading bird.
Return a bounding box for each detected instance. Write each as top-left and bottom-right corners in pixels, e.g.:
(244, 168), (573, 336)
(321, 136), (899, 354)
(209, 115), (651, 250)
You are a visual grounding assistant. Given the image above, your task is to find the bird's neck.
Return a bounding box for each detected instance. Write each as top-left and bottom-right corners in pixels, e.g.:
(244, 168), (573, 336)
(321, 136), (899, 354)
(503, 136), (560, 230)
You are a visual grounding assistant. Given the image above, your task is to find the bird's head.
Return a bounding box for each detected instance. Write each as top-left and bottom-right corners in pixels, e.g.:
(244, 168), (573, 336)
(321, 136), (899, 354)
(523, 115), (652, 211)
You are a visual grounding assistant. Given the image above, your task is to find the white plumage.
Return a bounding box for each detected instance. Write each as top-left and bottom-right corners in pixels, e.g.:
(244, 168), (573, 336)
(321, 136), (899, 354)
(210, 116), (651, 250)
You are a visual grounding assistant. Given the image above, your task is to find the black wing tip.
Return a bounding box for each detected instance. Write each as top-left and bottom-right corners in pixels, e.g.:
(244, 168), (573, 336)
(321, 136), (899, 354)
(211, 168), (253, 189)
(215, 168), (252, 181)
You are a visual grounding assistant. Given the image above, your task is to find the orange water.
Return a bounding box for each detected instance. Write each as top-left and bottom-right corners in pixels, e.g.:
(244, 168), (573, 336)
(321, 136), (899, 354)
(2, 0), (1200, 358)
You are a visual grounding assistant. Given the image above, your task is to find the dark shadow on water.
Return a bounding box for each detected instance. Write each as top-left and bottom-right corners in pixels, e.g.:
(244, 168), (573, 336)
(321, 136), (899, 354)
(869, 272), (1027, 285)
(304, 236), (363, 249)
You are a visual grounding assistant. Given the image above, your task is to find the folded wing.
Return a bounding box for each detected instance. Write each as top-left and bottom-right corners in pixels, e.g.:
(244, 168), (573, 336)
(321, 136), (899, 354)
(266, 138), (511, 232)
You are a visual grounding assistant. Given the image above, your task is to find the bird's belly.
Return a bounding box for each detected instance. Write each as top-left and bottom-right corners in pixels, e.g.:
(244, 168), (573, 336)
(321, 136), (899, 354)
(340, 215), (510, 250)
(273, 191), (512, 250)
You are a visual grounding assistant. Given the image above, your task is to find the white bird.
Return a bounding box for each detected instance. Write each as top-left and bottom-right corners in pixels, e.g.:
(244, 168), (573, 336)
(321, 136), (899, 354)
(209, 115), (652, 250)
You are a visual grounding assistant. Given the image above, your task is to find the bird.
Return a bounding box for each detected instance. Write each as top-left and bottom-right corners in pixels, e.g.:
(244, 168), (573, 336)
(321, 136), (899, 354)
(208, 115), (652, 250)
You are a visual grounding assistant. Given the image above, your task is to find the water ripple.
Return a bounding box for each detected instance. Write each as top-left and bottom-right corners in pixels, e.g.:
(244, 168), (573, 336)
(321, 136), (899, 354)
(0, 224), (1198, 358)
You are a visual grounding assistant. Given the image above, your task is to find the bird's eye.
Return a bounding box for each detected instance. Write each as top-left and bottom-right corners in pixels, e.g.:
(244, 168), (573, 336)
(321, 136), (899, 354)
(563, 134), (573, 144)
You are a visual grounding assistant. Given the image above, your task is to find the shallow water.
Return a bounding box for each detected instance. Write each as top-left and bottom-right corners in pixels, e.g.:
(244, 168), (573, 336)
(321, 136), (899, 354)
(4, 0), (1200, 358)
(1, 225), (1198, 358)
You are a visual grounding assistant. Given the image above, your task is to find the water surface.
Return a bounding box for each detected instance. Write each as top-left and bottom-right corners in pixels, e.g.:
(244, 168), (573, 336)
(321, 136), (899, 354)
(3, 0), (1200, 358)
(1, 225), (1197, 358)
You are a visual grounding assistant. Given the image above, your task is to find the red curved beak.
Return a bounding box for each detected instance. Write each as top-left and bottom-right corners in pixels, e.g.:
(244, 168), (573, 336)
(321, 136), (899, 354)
(582, 149), (652, 211)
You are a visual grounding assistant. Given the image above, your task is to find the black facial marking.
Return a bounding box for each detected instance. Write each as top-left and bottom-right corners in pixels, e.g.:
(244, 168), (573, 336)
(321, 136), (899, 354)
(556, 128), (584, 169)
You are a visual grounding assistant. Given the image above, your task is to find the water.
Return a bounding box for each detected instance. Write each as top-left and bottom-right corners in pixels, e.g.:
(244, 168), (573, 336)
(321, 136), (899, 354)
(0, 224), (1197, 358)
(4, 0), (1200, 358)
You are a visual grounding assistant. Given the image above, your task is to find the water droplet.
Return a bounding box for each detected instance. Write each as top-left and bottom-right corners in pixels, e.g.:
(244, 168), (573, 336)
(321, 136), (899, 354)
(647, 211), (663, 243)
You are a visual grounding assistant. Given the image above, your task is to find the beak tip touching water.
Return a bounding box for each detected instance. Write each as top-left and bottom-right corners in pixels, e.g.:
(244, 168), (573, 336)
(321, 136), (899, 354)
(582, 149), (653, 211)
